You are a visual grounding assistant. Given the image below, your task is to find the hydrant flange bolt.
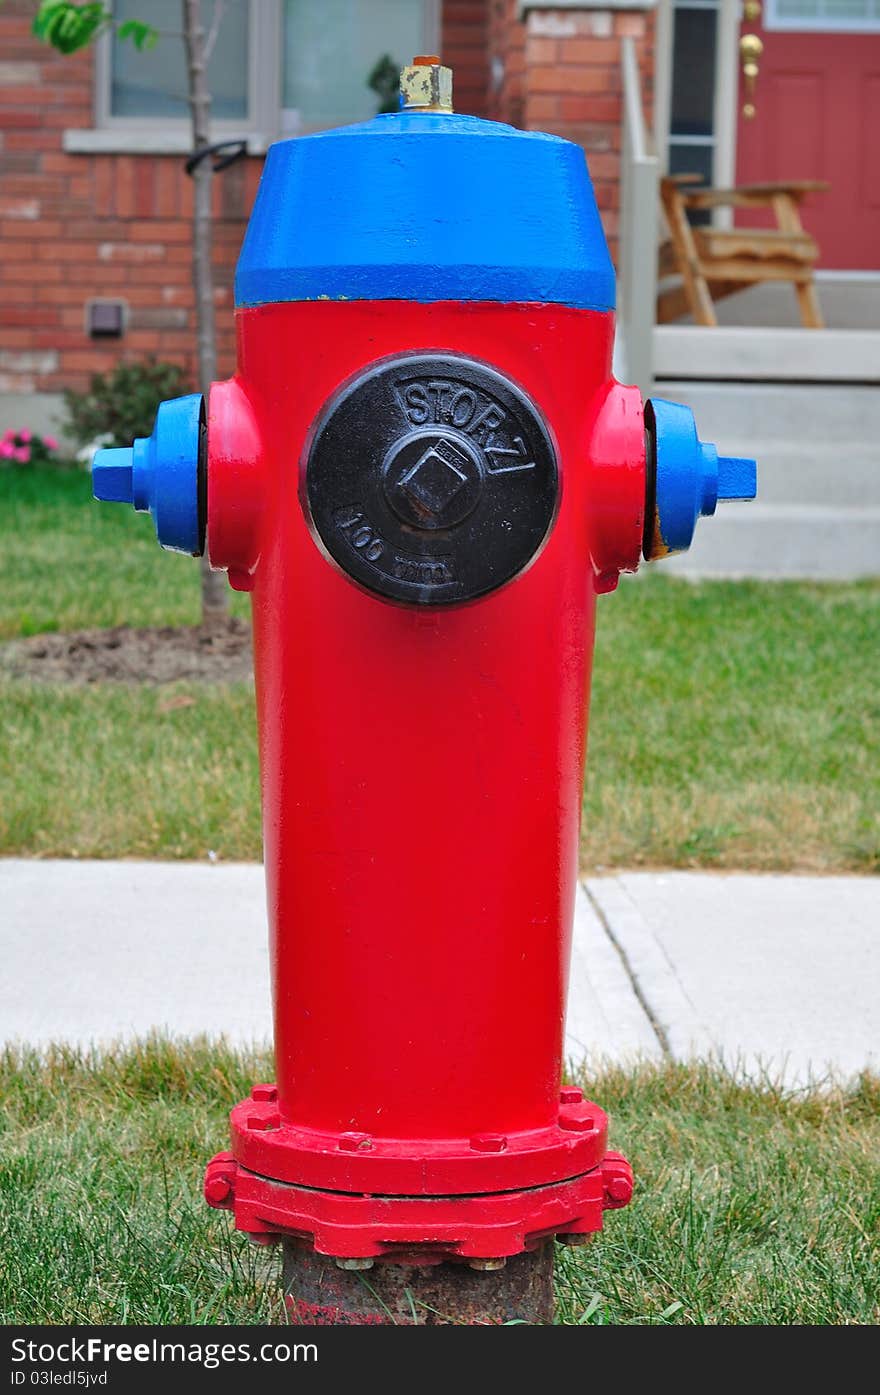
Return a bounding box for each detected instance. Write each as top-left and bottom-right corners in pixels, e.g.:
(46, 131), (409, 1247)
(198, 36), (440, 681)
(338, 1132), (373, 1152)
(469, 1133), (508, 1153)
(250, 1083), (278, 1102)
(558, 1108), (595, 1132)
(204, 1175), (232, 1206)
(601, 1153), (635, 1209)
(203, 1151), (237, 1211)
(336, 1257), (375, 1271)
(246, 1111), (280, 1131)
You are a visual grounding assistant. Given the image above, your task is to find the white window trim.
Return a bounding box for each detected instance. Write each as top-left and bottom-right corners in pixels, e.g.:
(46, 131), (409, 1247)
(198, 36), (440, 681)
(765, 0), (880, 31)
(64, 0), (281, 156)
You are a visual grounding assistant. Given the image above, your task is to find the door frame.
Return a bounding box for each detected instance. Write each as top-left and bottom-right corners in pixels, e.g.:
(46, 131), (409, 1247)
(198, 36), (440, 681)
(653, 0), (739, 195)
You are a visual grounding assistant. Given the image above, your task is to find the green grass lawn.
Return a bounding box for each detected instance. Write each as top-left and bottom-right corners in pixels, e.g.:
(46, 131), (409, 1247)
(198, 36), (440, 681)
(0, 1040), (876, 1325)
(0, 465), (248, 637)
(1, 466), (878, 871)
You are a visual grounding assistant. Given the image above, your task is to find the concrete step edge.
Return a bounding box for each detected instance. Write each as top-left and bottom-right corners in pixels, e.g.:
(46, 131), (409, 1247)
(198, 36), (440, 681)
(713, 504), (880, 521)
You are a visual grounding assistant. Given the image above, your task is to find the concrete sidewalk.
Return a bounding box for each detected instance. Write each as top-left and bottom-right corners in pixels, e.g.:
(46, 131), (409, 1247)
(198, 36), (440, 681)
(1, 860), (877, 1087)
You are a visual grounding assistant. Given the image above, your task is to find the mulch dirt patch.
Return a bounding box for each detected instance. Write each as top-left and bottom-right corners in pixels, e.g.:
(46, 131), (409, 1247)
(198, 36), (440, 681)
(0, 619), (253, 685)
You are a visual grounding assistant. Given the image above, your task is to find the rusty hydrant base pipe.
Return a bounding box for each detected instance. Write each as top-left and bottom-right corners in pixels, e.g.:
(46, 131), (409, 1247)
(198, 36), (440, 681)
(91, 57), (756, 1325)
(282, 1240), (556, 1326)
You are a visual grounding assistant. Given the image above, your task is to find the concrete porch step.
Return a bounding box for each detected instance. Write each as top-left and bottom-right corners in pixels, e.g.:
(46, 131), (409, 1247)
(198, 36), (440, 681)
(653, 327), (880, 384)
(648, 381), (880, 575)
(660, 502), (880, 580)
(656, 381), (880, 445)
(727, 441), (879, 507)
(713, 276), (880, 333)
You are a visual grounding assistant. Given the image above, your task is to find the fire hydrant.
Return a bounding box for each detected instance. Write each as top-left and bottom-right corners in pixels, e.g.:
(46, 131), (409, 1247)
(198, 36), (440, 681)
(93, 58), (755, 1325)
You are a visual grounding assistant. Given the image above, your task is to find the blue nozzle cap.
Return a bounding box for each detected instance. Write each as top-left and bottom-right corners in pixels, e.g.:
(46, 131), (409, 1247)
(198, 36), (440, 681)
(645, 398), (757, 559)
(93, 447), (134, 503)
(91, 393), (204, 555)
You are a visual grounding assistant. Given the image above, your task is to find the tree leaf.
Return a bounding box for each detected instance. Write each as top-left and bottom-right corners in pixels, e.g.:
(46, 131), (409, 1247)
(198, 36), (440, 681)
(117, 19), (159, 51)
(32, 1), (112, 55)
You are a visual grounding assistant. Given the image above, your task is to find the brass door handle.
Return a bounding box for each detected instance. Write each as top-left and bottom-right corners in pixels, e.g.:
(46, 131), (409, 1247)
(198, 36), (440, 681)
(740, 32), (764, 119)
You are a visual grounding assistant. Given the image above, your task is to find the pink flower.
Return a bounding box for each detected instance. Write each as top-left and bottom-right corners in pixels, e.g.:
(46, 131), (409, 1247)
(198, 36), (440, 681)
(43, 435), (59, 451)
(13, 445), (30, 463)
(0, 441), (14, 459)
(1, 429), (15, 443)
(18, 428), (31, 442)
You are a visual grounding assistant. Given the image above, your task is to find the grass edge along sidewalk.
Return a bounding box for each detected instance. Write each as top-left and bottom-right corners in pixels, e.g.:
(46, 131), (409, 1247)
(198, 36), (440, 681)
(0, 1038), (876, 1326)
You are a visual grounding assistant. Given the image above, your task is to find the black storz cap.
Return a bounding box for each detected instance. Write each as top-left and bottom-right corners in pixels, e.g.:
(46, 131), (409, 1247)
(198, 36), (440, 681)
(304, 353), (559, 606)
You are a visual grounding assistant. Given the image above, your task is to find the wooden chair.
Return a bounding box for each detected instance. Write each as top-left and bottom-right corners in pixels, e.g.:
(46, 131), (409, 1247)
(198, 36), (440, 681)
(657, 174), (829, 329)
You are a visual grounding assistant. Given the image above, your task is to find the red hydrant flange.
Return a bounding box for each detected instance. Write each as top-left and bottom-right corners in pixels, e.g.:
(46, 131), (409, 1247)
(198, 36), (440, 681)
(204, 1150), (626, 1261)
(204, 1087), (633, 1260)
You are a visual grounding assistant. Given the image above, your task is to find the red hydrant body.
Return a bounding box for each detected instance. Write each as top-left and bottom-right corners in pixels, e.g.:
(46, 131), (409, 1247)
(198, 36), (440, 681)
(248, 302), (613, 1139)
(208, 299), (639, 1259)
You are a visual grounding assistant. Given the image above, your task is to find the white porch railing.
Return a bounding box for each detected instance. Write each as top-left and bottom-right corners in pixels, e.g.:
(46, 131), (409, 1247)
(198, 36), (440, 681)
(617, 36), (659, 396)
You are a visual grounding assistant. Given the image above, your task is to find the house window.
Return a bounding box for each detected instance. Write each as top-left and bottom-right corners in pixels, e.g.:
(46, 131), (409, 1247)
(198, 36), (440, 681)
(282, 0), (437, 134)
(110, 0), (249, 119)
(63, 0), (439, 154)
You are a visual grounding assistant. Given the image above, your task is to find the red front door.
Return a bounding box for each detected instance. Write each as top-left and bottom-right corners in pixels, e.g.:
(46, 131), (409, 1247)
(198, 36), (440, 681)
(735, 2), (880, 269)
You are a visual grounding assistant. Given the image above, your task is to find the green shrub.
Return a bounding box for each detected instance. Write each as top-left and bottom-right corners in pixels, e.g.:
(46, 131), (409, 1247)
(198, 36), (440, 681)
(367, 54), (400, 114)
(62, 359), (190, 449)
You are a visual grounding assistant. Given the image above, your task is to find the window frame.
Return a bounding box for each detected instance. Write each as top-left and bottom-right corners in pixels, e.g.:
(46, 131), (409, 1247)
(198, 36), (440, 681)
(65, 0), (282, 155)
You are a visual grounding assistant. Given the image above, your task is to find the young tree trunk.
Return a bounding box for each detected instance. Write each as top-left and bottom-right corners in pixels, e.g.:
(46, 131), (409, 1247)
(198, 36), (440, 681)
(183, 0), (228, 627)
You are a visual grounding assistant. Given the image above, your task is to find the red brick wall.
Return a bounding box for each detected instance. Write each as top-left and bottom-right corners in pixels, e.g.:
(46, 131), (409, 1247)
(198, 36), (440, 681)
(489, 3), (654, 263)
(488, 0), (526, 128)
(442, 0), (490, 117)
(525, 6), (654, 260)
(0, 1), (259, 397)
